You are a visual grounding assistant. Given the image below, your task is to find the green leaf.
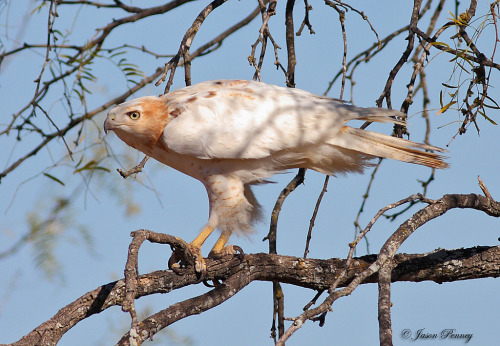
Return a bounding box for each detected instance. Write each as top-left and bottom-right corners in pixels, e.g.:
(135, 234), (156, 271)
(437, 101), (457, 115)
(31, 2), (47, 14)
(73, 160), (110, 174)
(75, 155), (85, 168)
(482, 94), (500, 110)
(43, 173), (65, 186)
(110, 51), (126, 59)
(430, 41), (451, 50)
(478, 110), (498, 125)
(455, 61), (471, 74)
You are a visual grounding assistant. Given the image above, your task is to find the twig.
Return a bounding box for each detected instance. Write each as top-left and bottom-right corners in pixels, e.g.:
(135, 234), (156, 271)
(56, 0), (142, 12)
(376, 0), (423, 113)
(248, 0), (274, 81)
(478, 175), (493, 199)
(117, 156), (149, 179)
(304, 175), (329, 258)
(353, 158), (382, 254)
(32, 0), (57, 110)
(296, 0), (315, 36)
(324, 0), (380, 49)
(264, 168), (305, 340)
(302, 289), (325, 311)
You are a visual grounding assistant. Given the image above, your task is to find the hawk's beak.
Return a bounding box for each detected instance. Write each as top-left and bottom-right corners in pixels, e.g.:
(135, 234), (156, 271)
(103, 114), (115, 135)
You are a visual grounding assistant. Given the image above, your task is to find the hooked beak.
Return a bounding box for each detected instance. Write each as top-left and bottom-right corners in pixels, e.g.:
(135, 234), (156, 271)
(103, 114), (115, 135)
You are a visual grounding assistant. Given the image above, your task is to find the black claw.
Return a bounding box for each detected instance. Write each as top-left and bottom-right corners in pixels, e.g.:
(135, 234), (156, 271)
(232, 245), (244, 260)
(203, 278), (224, 288)
(202, 279), (215, 287)
(194, 267), (206, 284)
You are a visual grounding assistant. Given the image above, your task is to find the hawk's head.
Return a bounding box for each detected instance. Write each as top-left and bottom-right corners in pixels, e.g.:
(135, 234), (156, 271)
(104, 96), (170, 152)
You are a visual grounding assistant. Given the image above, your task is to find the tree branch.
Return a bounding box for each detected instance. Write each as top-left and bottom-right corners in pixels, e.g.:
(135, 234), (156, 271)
(13, 244), (500, 345)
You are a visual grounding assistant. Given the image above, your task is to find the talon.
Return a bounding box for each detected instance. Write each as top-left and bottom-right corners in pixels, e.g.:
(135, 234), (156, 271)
(208, 244), (244, 260)
(203, 278), (223, 288)
(168, 239), (207, 280)
(232, 245), (245, 260)
(168, 248), (184, 273)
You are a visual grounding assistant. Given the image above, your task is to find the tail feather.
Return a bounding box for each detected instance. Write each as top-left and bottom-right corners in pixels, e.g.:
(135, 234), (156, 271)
(348, 108), (406, 126)
(338, 127), (448, 169)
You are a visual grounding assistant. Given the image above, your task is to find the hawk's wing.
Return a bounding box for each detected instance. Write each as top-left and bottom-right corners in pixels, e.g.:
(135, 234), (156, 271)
(161, 80), (397, 160)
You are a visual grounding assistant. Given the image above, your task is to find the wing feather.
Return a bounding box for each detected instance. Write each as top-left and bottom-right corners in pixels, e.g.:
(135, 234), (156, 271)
(161, 80), (402, 160)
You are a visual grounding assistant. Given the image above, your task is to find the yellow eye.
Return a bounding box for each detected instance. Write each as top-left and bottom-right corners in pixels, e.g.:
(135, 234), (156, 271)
(128, 111), (140, 120)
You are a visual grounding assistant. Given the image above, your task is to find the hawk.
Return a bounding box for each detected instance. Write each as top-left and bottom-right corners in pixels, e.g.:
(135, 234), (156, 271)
(104, 79), (447, 274)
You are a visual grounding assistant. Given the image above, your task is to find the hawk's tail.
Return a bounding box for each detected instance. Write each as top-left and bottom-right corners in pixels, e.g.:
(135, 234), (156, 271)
(339, 126), (448, 169)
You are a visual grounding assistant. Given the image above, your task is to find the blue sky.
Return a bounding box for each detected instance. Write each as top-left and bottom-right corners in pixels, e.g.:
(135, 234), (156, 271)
(1, 1), (499, 345)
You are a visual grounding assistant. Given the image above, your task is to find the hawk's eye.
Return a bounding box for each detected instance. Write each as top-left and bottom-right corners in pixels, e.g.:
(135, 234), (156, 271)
(128, 111), (140, 120)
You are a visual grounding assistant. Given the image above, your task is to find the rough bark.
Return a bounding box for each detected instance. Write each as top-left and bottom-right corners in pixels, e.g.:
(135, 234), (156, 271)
(13, 245), (500, 346)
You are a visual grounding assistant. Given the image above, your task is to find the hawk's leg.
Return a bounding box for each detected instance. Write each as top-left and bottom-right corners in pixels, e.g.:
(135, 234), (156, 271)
(208, 231), (244, 259)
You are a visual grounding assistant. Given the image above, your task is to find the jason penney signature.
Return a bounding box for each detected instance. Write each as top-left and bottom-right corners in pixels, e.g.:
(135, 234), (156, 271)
(401, 328), (473, 343)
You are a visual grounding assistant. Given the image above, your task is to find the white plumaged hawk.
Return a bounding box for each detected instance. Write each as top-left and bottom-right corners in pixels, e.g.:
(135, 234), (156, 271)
(104, 79), (447, 275)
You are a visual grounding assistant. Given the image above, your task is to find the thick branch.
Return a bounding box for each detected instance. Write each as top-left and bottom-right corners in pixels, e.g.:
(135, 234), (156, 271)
(13, 244), (500, 345)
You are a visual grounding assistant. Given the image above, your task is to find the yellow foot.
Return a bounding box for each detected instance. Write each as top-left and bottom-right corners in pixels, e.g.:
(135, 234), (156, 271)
(208, 245), (244, 259)
(168, 241), (207, 281)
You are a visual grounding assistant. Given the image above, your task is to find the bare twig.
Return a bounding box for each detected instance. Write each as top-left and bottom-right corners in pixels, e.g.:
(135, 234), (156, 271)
(248, 0), (274, 81)
(353, 158), (383, 254)
(296, 0), (315, 36)
(264, 168), (305, 340)
(304, 175), (329, 258)
(117, 156), (149, 179)
(478, 176), (493, 199)
(376, 0), (423, 114)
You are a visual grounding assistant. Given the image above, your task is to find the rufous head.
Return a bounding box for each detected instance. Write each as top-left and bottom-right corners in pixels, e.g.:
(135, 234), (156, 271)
(104, 96), (170, 152)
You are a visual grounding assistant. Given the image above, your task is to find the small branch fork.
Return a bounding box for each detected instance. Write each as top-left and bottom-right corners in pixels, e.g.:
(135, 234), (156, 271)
(248, 0), (283, 81)
(121, 230), (197, 344)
